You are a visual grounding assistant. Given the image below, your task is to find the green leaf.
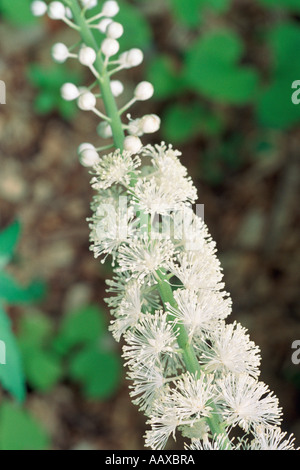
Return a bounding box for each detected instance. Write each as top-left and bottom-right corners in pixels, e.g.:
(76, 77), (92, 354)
(255, 23), (300, 129)
(146, 55), (185, 99)
(208, 0), (231, 13)
(0, 305), (25, 402)
(17, 312), (54, 347)
(257, 81), (300, 129)
(68, 345), (121, 399)
(34, 93), (57, 115)
(184, 29), (259, 104)
(17, 313), (62, 392)
(19, 344), (63, 393)
(0, 272), (45, 304)
(0, 401), (49, 450)
(53, 305), (106, 354)
(0, 0), (36, 26)
(0, 220), (21, 269)
(58, 99), (78, 120)
(162, 102), (222, 143)
(168, 0), (231, 27)
(168, 0), (203, 27)
(28, 64), (81, 120)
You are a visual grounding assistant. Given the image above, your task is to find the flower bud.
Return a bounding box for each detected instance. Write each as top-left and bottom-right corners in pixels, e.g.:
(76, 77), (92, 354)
(31, 1), (47, 16)
(61, 83), (80, 101)
(106, 22), (124, 39)
(48, 1), (66, 20)
(81, 0), (98, 9)
(65, 7), (73, 18)
(134, 81), (154, 101)
(102, 1), (120, 17)
(97, 18), (112, 33)
(110, 80), (124, 97)
(52, 43), (69, 63)
(140, 114), (161, 134)
(101, 38), (120, 57)
(97, 122), (113, 139)
(124, 135), (142, 153)
(77, 92), (97, 111)
(119, 49), (143, 68)
(78, 143), (100, 167)
(78, 45), (97, 66)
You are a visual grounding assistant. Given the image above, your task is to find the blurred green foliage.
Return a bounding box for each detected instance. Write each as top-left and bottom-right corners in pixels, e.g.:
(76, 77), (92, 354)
(28, 64), (82, 120)
(143, 0), (300, 183)
(168, 0), (231, 27)
(18, 305), (122, 399)
(3, 1), (300, 182)
(0, 401), (49, 450)
(0, 221), (49, 449)
(256, 22), (300, 129)
(0, 221), (46, 402)
(0, 0), (35, 25)
(258, 0), (300, 11)
(0, 221), (121, 448)
(184, 29), (259, 104)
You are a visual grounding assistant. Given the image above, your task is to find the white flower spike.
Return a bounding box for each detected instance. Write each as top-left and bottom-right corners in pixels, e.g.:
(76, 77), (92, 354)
(47, 0), (297, 451)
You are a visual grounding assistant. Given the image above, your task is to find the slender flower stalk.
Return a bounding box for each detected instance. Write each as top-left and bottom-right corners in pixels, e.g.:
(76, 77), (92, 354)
(34, 0), (299, 450)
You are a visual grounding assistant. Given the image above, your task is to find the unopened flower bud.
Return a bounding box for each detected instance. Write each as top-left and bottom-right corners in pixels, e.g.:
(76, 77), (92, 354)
(134, 81), (154, 101)
(106, 21), (124, 39)
(61, 83), (80, 101)
(97, 18), (112, 33)
(102, 1), (120, 17)
(78, 143), (100, 167)
(77, 92), (97, 111)
(124, 135), (142, 153)
(48, 1), (66, 20)
(65, 7), (73, 18)
(79, 45), (97, 66)
(81, 0), (98, 9)
(97, 122), (113, 138)
(31, 0), (47, 16)
(119, 48), (143, 68)
(101, 38), (120, 57)
(110, 80), (124, 97)
(52, 43), (69, 63)
(140, 114), (161, 134)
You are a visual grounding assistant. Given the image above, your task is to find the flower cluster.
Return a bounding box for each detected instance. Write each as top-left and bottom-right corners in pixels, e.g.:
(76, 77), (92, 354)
(87, 143), (296, 449)
(32, 0), (160, 159)
(41, 0), (299, 450)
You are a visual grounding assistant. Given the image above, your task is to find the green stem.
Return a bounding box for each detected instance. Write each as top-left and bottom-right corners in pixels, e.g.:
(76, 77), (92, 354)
(156, 270), (200, 374)
(65, 0), (125, 151)
(156, 269), (230, 442)
(65, 0), (230, 448)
